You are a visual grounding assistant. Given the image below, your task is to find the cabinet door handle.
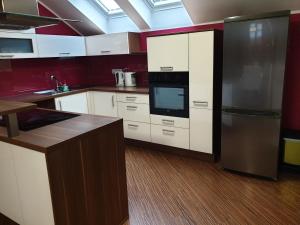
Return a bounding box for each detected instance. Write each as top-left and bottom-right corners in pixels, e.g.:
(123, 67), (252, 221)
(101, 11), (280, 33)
(162, 129), (175, 136)
(0, 55), (14, 58)
(128, 124), (139, 129)
(59, 52), (71, 55)
(193, 101), (208, 107)
(162, 119), (174, 126)
(58, 100), (62, 111)
(160, 66), (173, 72)
(112, 95), (115, 107)
(101, 50), (111, 54)
(126, 106), (137, 111)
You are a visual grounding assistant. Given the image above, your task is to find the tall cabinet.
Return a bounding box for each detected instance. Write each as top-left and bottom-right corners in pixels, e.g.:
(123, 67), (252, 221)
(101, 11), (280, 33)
(189, 30), (223, 157)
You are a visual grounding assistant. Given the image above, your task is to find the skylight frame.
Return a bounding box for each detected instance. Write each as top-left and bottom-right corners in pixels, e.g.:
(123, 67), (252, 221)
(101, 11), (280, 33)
(95, 0), (123, 15)
(146, 0), (182, 9)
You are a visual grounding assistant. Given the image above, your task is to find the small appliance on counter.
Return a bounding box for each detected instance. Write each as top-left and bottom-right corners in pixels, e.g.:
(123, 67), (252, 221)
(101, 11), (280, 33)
(124, 72), (136, 87)
(113, 69), (125, 87)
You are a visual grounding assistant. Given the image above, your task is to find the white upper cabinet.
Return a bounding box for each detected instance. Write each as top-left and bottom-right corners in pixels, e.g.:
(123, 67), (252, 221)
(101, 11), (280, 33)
(55, 92), (89, 114)
(88, 91), (118, 117)
(37, 35), (86, 58)
(189, 31), (214, 109)
(0, 32), (38, 59)
(147, 33), (189, 72)
(85, 32), (141, 56)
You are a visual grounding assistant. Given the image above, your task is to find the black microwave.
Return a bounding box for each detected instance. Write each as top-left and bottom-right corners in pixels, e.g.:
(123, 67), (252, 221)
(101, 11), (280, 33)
(149, 72), (189, 118)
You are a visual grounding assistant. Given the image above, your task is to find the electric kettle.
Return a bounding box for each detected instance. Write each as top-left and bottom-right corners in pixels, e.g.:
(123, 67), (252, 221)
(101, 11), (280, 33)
(114, 71), (125, 87)
(124, 72), (136, 87)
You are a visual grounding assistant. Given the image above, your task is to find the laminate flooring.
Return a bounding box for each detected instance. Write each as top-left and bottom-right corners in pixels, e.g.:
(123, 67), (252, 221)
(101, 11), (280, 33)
(125, 146), (300, 225)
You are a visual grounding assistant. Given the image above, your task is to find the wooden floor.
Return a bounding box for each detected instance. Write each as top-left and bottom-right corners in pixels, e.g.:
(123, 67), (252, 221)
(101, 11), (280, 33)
(125, 146), (300, 225)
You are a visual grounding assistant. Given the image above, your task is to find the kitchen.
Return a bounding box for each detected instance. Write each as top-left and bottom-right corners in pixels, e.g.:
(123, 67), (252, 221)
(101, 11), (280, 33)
(0, 0), (300, 225)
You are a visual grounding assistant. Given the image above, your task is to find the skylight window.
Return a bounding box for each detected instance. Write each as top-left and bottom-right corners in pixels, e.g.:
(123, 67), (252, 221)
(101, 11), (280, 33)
(96, 0), (123, 15)
(147, 0), (182, 8)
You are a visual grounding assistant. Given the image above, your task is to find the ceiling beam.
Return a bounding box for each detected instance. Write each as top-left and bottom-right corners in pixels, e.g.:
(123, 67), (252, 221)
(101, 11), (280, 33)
(39, 0), (107, 35)
(115, 0), (151, 30)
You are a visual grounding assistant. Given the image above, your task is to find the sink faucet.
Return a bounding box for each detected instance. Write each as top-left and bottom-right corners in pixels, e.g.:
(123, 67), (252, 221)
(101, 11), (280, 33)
(50, 75), (63, 92)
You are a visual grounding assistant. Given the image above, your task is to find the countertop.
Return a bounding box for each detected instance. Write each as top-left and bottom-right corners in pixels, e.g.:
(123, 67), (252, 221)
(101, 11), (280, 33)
(0, 100), (36, 115)
(0, 86), (149, 103)
(0, 113), (121, 153)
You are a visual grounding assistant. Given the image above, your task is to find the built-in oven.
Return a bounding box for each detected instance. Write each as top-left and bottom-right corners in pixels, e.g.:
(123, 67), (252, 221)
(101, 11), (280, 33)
(149, 72), (189, 118)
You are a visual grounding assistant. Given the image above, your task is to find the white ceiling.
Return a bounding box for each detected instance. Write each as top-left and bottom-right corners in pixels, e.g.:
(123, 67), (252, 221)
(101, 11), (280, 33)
(39, 0), (300, 35)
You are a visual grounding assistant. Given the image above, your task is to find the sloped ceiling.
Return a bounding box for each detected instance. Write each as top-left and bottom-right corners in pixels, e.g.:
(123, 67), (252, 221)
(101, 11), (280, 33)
(182, 0), (300, 24)
(39, 0), (300, 35)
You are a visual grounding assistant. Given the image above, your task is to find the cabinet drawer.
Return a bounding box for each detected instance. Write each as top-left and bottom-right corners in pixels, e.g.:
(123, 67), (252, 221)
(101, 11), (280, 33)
(118, 102), (150, 123)
(124, 121), (151, 142)
(150, 115), (189, 129)
(117, 93), (149, 104)
(151, 124), (189, 149)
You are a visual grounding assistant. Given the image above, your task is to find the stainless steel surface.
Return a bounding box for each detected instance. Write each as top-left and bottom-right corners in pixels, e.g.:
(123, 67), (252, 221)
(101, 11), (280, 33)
(221, 13), (290, 179)
(0, 0), (79, 30)
(34, 89), (58, 96)
(221, 112), (281, 179)
(222, 16), (289, 111)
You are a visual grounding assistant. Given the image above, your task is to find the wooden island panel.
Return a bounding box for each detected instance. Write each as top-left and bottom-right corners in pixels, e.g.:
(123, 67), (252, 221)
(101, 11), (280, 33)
(46, 120), (128, 225)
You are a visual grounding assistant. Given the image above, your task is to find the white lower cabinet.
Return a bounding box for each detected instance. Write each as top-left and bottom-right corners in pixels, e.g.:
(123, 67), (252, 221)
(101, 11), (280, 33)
(190, 108), (213, 154)
(118, 102), (150, 123)
(123, 121), (151, 142)
(88, 91), (117, 117)
(55, 92), (89, 114)
(150, 115), (189, 129)
(0, 142), (54, 225)
(151, 124), (189, 149)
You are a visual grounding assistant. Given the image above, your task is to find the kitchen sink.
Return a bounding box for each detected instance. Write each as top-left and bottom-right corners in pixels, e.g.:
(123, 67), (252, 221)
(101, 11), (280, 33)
(34, 89), (59, 95)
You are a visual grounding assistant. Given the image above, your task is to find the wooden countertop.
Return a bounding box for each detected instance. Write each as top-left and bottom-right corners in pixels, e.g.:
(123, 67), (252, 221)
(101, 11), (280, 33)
(0, 86), (149, 103)
(0, 100), (36, 115)
(0, 113), (122, 153)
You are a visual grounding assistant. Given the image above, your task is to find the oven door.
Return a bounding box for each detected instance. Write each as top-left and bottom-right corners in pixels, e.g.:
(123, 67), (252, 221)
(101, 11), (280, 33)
(150, 83), (189, 118)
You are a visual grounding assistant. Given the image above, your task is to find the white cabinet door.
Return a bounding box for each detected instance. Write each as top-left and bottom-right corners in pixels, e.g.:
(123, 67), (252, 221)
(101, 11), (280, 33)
(151, 124), (189, 149)
(55, 93), (89, 114)
(0, 32), (38, 59)
(0, 142), (23, 224)
(123, 121), (151, 142)
(89, 91), (118, 117)
(190, 108), (213, 154)
(189, 31), (214, 109)
(37, 35), (86, 58)
(147, 34), (189, 72)
(118, 102), (150, 123)
(86, 33), (130, 56)
(116, 93), (149, 104)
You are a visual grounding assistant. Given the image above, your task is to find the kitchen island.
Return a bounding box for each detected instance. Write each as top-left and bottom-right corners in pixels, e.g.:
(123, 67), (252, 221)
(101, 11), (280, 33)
(0, 103), (128, 225)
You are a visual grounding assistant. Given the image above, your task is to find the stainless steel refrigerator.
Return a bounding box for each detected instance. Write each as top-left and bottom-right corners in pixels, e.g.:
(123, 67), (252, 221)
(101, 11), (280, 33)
(221, 11), (290, 179)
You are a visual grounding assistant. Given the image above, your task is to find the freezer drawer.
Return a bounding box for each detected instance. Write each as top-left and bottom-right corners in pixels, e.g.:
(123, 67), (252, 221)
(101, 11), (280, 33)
(221, 112), (281, 179)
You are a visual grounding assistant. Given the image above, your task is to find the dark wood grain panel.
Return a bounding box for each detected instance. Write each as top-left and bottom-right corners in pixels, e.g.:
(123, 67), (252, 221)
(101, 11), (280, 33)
(0, 213), (18, 225)
(46, 120), (128, 225)
(126, 146), (300, 225)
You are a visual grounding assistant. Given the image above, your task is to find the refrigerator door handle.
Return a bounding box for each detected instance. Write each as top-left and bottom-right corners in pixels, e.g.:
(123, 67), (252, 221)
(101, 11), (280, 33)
(222, 108), (281, 118)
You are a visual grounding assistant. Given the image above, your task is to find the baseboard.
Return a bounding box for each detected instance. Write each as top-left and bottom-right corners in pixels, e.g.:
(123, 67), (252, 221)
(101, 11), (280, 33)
(0, 213), (19, 225)
(125, 139), (215, 162)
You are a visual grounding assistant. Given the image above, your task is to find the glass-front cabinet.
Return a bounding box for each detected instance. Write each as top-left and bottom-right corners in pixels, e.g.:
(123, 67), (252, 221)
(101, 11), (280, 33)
(0, 32), (38, 59)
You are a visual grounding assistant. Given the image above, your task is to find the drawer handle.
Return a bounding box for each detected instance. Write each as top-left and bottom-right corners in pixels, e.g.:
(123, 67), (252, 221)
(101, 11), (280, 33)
(101, 50), (111, 53)
(162, 119), (174, 126)
(128, 124), (139, 129)
(126, 96), (137, 101)
(160, 66), (173, 72)
(193, 101), (208, 107)
(162, 129), (175, 136)
(126, 106), (138, 111)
